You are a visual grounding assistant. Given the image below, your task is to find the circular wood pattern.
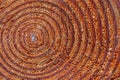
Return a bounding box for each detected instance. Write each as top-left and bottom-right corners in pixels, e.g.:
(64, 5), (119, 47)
(0, 0), (120, 80)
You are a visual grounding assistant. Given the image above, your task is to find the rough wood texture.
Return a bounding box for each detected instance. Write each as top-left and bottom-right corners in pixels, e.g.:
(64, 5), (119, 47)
(0, 0), (120, 80)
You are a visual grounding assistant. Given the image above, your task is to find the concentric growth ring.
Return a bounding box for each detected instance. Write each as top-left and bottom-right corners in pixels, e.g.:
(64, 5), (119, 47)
(0, 0), (119, 80)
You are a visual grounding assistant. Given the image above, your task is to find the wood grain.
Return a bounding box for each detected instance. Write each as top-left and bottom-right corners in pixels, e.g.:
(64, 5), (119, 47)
(0, 0), (119, 80)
